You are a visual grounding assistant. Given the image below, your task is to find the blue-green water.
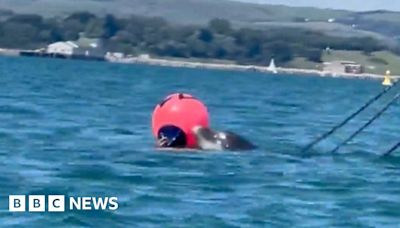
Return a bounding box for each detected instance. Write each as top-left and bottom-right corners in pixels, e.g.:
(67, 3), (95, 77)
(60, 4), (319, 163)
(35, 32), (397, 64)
(1, 56), (400, 227)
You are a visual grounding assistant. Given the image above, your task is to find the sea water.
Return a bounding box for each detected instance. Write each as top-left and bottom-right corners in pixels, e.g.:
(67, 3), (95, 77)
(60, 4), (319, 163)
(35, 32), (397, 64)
(1, 56), (400, 227)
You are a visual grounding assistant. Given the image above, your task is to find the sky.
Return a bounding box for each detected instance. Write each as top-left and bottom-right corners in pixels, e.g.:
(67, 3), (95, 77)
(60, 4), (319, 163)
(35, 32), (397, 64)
(235, 0), (399, 12)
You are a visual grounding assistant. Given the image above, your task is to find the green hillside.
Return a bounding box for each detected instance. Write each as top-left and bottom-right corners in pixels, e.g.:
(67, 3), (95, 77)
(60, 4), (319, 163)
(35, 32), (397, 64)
(0, 0), (348, 24)
(1, 0), (400, 73)
(1, 0), (399, 41)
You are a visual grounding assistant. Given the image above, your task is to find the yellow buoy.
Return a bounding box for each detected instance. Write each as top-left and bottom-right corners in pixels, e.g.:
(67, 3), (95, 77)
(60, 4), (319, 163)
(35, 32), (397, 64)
(382, 70), (393, 86)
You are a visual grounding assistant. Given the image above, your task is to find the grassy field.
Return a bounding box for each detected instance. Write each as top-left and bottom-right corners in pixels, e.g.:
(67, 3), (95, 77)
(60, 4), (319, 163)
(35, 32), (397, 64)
(284, 57), (322, 70)
(357, 11), (400, 23)
(252, 21), (389, 40)
(283, 50), (400, 75)
(322, 50), (400, 75)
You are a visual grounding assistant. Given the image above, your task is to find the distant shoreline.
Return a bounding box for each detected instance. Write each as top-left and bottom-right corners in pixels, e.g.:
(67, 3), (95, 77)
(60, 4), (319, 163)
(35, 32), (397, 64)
(1, 48), (397, 80)
(109, 55), (399, 80)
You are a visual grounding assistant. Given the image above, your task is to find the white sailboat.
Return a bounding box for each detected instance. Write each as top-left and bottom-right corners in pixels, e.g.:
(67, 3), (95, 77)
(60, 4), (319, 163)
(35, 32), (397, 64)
(267, 58), (278, 74)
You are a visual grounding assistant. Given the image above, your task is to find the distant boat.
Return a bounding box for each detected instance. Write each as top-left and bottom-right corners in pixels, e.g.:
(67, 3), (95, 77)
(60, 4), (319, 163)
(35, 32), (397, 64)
(267, 59), (278, 74)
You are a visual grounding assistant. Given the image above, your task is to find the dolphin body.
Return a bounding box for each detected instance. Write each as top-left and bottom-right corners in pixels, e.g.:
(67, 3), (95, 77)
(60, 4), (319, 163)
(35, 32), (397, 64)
(192, 126), (257, 151)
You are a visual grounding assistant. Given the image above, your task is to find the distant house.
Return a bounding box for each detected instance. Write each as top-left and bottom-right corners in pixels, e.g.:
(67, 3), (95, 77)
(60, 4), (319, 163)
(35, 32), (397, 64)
(46, 38), (106, 58)
(105, 52), (125, 61)
(344, 63), (364, 74)
(325, 46), (331, 54)
(138, 54), (150, 59)
(47, 41), (78, 56)
(73, 37), (106, 57)
(323, 60), (364, 74)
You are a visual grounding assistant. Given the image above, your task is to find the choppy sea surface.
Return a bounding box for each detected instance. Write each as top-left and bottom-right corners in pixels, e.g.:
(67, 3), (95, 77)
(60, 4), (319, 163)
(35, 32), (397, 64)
(1, 56), (400, 227)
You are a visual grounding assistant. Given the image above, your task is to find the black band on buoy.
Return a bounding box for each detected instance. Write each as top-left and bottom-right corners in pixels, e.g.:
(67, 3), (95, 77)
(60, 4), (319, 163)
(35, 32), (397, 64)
(159, 93), (197, 107)
(159, 97), (172, 107)
(178, 93), (197, 100)
(157, 125), (187, 148)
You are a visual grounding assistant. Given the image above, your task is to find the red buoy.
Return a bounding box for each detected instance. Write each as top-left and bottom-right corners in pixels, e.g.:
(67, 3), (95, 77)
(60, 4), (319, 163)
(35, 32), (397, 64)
(152, 93), (210, 148)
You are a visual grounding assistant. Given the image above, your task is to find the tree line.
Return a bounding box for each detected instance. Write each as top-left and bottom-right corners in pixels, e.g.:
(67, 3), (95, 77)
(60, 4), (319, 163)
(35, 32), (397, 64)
(0, 12), (388, 65)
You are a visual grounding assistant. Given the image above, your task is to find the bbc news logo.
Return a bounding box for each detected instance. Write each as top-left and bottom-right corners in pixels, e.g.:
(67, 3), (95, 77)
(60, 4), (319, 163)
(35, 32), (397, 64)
(9, 195), (119, 212)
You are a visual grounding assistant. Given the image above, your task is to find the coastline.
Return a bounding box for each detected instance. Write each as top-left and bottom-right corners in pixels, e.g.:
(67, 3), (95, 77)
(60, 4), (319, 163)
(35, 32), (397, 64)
(109, 55), (399, 80)
(0, 48), (20, 56)
(1, 48), (397, 80)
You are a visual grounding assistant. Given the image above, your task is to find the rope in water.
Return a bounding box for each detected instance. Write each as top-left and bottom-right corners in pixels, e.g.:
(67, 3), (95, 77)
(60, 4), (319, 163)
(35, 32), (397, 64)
(301, 80), (399, 153)
(330, 93), (400, 153)
(383, 141), (400, 156)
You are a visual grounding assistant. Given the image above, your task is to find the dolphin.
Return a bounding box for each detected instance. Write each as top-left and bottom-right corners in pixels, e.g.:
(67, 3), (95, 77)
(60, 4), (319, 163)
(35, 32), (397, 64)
(192, 126), (257, 151)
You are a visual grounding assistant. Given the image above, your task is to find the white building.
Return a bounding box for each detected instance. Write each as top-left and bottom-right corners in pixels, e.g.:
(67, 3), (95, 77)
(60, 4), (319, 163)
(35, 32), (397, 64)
(138, 54), (150, 59)
(46, 38), (105, 58)
(328, 18), (336, 23)
(47, 41), (78, 55)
